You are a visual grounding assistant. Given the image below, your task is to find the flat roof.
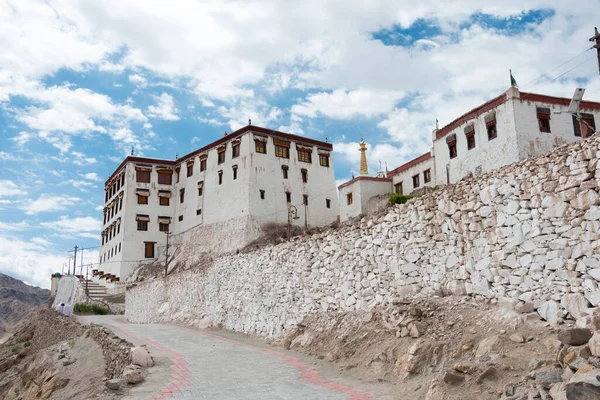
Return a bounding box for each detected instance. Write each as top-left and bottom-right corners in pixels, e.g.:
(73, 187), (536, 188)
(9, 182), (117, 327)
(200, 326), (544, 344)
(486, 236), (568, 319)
(337, 175), (391, 190)
(104, 125), (332, 185)
(386, 152), (432, 178)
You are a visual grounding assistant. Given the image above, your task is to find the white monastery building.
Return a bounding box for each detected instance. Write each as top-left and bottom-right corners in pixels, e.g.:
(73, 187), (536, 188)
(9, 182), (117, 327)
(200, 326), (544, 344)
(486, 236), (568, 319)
(96, 125), (339, 284)
(433, 86), (600, 185)
(339, 86), (600, 221)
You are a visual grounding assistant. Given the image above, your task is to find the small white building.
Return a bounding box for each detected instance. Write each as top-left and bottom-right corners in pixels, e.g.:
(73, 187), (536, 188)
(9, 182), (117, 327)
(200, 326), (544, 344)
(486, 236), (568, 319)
(96, 125), (339, 284)
(433, 87), (600, 185)
(387, 151), (434, 195)
(338, 176), (392, 222)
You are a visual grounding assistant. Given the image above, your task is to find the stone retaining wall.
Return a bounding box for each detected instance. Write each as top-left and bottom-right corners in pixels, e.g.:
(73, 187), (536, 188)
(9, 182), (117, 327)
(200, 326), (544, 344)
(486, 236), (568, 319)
(126, 135), (600, 338)
(86, 325), (133, 379)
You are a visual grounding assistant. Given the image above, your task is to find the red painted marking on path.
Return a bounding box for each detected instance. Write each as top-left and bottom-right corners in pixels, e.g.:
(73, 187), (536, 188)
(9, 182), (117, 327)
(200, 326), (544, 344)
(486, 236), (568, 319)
(176, 325), (372, 400)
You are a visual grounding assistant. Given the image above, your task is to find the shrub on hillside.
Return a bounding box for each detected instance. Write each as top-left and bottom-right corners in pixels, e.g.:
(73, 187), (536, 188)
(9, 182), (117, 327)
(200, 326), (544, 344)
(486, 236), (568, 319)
(73, 303), (108, 315)
(389, 193), (413, 205)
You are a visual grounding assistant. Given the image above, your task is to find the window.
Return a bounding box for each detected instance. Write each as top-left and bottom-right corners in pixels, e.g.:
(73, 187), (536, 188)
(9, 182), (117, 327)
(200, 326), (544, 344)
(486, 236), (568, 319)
(175, 168), (180, 183)
(119, 198), (123, 211)
(395, 182), (403, 195)
(200, 158), (207, 172)
(232, 165), (238, 180)
(573, 113), (596, 138)
(424, 169), (431, 184)
(117, 223), (120, 235)
(297, 148), (312, 163)
(487, 123), (497, 140)
(412, 174), (420, 188)
(218, 170), (223, 185)
(303, 194), (308, 205)
(187, 162), (194, 177)
(218, 149), (226, 164)
(301, 169), (308, 183)
(274, 140), (290, 158)
(179, 188), (185, 203)
(137, 191), (149, 205)
(118, 243), (121, 253)
(137, 220), (148, 231)
(196, 209), (202, 215)
(346, 193), (353, 205)
(157, 170), (172, 185)
(102, 236), (105, 245)
(319, 154), (330, 167)
(159, 195), (170, 206)
(144, 242), (154, 258)
(178, 215), (183, 221)
(260, 190), (265, 200)
(326, 199), (331, 208)
(448, 140), (457, 159)
(136, 168), (151, 183)
(255, 139), (266, 154)
(282, 165), (288, 179)
(232, 143), (240, 158)
(537, 107), (551, 133)
(286, 192), (291, 203)
(465, 127), (475, 150)
(198, 181), (204, 196)
(159, 223), (169, 232)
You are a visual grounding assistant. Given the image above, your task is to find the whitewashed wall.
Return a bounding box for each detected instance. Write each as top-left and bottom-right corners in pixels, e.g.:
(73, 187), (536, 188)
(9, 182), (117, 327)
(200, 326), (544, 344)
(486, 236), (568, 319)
(433, 97), (520, 185)
(339, 178), (391, 222)
(390, 155), (435, 194)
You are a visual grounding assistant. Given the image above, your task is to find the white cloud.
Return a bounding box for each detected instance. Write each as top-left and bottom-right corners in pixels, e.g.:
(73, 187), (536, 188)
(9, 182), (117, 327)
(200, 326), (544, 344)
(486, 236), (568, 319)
(71, 151), (98, 166)
(12, 131), (33, 147)
(83, 172), (101, 181)
(0, 221), (29, 231)
(40, 216), (101, 235)
(0, 180), (27, 197)
(333, 140), (423, 176)
(292, 89), (405, 119)
(128, 73), (148, 87)
(147, 93), (180, 121)
(20, 195), (81, 215)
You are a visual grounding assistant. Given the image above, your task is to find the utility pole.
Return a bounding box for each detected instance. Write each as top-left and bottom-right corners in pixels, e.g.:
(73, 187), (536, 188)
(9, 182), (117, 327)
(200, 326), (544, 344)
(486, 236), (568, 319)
(590, 27), (600, 76)
(72, 245), (78, 276)
(164, 230), (170, 278)
(80, 248), (84, 276)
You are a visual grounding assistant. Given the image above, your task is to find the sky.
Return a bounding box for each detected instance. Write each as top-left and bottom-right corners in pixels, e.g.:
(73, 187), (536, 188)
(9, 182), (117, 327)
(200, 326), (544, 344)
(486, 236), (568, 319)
(0, 0), (599, 289)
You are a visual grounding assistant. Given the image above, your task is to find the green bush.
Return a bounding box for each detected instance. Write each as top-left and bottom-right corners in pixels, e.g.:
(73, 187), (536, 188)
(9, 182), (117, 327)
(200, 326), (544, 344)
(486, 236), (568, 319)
(389, 193), (413, 205)
(10, 346), (19, 353)
(73, 303), (109, 315)
(23, 341), (31, 348)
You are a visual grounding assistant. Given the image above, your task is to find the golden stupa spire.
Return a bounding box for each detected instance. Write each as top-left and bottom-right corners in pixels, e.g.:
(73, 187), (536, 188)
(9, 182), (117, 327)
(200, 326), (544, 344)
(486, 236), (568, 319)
(359, 138), (368, 176)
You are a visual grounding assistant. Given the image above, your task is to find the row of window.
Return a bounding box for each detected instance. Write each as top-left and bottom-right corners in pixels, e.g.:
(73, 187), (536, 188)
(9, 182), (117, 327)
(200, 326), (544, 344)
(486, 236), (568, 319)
(99, 242), (121, 264)
(393, 169), (431, 195)
(101, 219), (121, 245)
(447, 111), (597, 160)
(103, 196), (123, 226)
(255, 138), (330, 167)
(105, 174), (126, 204)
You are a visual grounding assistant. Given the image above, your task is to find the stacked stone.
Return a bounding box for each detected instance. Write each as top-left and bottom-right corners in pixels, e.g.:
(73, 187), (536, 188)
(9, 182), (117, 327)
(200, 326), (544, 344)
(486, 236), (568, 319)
(86, 325), (133, 379)
(126, 136), (600, 338)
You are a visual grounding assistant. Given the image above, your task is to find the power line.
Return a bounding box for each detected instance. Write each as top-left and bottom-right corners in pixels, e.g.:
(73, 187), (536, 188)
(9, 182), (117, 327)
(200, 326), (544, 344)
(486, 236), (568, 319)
(520, 46), (594, 90)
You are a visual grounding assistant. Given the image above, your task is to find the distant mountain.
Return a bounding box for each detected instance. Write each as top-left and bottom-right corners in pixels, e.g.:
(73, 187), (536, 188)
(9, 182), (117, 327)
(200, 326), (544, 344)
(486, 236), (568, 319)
(0, 273), (50, 333)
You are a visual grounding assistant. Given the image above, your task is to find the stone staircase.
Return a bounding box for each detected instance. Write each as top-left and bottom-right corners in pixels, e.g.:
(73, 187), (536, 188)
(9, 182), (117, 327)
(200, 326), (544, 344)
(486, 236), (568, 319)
(80, 280), (108, 301)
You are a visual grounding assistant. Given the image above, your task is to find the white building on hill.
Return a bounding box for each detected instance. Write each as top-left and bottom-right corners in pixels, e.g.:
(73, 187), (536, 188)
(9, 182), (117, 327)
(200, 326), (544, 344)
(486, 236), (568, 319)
(338, 86), (600, 220)
(96, 125), (339, 284)
(433, 87), (600, 185)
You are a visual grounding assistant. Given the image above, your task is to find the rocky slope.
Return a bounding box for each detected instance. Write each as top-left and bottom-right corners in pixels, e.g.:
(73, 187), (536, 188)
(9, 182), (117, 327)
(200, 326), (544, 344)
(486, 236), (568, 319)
(0, 273), (50, 337)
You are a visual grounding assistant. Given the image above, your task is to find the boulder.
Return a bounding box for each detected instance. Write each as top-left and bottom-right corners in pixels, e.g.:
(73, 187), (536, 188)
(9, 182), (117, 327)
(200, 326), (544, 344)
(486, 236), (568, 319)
(131, 346), (154, 368)
(538, 300), (561, 326)
(122, 364), (145, 384)
(475, 336), (499, 359)
(509, 333), (525, 343)
(562, 293), (590, 320)
(565, 382), (600, 400)
(515, 302), (534, 313)
(588, 332), (600, 357)
(558, 328), (593, 346)
(442, 371), (464, 385)
(105, 378), (123, 390)
(535, 368), (563, 389)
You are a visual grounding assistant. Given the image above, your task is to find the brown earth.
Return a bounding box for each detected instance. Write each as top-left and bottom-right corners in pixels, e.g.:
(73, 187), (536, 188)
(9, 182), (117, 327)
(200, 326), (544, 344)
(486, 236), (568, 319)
(282, 296), (568, 400)
(0, 308), (132, 400)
